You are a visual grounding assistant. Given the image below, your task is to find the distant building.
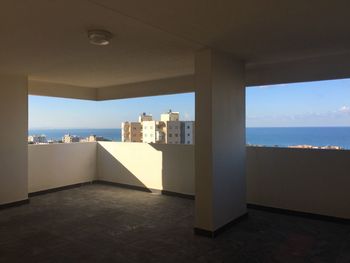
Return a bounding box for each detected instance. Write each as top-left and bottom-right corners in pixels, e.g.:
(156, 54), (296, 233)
(138, 112), (153, 122)
(288, 145), (343, 150)
(163, 121), (181, 144)
(142, 120), (157, 143)
(90, 135), (108, 142)
(181, 121), (195, 144)
(142, 120), (167, 143)
(159, 110), (181, 144)
(62, 134), (80, 143)
(155, 129), (165, 143)
(80, 135), (107, 142)
(28, 135), (47, 144)
(121, 122), (142, 142)
(121, 110), (194, 144)
(160, 110), (179, 122)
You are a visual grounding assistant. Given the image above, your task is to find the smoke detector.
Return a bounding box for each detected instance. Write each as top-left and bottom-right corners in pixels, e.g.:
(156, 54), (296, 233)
(88, 30), (113, 46)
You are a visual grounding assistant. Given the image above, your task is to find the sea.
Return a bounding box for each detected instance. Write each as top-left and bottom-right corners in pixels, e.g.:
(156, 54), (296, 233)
(29, 127), (350, 149)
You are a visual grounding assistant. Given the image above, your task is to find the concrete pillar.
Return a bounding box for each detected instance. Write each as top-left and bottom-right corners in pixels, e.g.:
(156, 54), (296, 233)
(0, 75), (28, 206)
(194, 49), (246, 237)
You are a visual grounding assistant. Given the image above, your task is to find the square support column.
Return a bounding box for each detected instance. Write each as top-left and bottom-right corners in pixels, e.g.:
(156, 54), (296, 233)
(194, 49), (246, 237)
(0, 75), (28, 207)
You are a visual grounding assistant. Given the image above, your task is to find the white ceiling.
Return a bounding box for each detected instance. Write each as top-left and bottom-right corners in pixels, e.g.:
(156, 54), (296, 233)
(95, 0), (350, 63)
(2, 0), (350, 88)
(0, 0), (200, 87)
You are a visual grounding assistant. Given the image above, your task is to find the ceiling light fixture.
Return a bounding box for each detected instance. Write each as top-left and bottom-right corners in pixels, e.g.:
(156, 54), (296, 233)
(88, 29), (113, 46)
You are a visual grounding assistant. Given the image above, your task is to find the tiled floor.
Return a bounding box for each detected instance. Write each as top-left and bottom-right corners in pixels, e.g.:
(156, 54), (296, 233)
(0, 184), (349, 262)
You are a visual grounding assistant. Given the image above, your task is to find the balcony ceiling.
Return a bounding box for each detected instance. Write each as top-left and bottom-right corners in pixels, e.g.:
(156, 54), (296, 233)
(1, 0), (350, 88)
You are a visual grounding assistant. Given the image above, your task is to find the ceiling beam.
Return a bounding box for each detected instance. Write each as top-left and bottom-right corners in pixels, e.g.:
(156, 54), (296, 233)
(28, 80), (97, 100)
(246, 52), (350, 86)
(96, 75), (194, 100)
(28, 52), (350, 101)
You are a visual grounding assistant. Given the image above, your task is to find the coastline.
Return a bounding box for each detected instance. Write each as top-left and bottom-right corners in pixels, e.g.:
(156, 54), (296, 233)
(29, 127), (350, 149)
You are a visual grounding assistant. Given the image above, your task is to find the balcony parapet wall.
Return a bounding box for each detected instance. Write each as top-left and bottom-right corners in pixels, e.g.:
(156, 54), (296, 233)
(28, 143), (350, 219)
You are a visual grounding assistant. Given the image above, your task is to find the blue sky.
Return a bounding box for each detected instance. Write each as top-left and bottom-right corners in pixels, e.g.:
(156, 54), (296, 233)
(29, 93), (195, 129)
(29, 78), (350, 129)
(247, 79), (350, 127)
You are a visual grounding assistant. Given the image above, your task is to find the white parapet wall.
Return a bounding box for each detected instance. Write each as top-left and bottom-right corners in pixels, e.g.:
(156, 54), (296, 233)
(28, 143), (97, 193)
(247, 146), (350, 219)
(97, 142), (195, 195)
(28, 143), (350, 219)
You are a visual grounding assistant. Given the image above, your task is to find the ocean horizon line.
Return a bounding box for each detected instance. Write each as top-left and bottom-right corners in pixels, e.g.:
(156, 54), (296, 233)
(28, 127), (350, 149)
(29, 126), (350, 130)
(246, 126), (350, 128)
(29, 127), (121, 130)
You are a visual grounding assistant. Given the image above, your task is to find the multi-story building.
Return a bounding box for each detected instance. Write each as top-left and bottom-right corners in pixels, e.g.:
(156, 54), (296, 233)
(155, 129), (165, 143)
(121, 122), (130, 142)
(142, 120), (157, 143)
(92, 135), (106, 142)
(181, 121), (195, 144)
(62, 134), (80, 143)
(28, 135), (47, 144)
(160, 110), (179, 122)
(163, 121), (181, 144)
(121, 122), (142, 142)
(79, 135), (106, 142)
(159, 110), (181, 144)
(142, 121), (167, 143)
(138, 112), (153, 122)
(122, 111), (194, 144)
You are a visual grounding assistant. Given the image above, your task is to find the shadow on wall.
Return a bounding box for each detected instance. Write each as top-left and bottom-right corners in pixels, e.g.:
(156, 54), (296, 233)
(97, 142), (195, 196)
(150, 144), (195, 197)
(97, 143), (152, 192)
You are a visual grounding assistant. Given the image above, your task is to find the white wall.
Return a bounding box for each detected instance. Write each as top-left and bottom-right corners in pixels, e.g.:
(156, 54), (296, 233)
(28, 143), (96, 193)
(0, 75), (28, 205)
(195, 49), (246, 231)
(152, 143), (194, 195)
(97, 143), (350, 219)
(97, 142), (194, 195)
(247, 147), (350, 219)
(27, 142), (350, 220)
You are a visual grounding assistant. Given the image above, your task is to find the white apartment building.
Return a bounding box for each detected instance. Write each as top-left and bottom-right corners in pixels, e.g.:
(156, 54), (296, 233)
(142, 121), (167, 143)
(138, 112), (153, 122)
(80, 135), (105, 142)
(122, 111), (194, 144)
(121, 122), (142, 142)
(28, 135), (47, 144)
(62, 134), (80, 143)
(142, 120), (157, 143)
(181, 121), (195, 144)
(159, 110), (181, 144)
(160, 110), (179, 122)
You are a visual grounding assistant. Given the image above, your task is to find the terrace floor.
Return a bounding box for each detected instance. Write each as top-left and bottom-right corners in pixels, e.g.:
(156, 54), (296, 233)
(0, 184), (349, 263)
